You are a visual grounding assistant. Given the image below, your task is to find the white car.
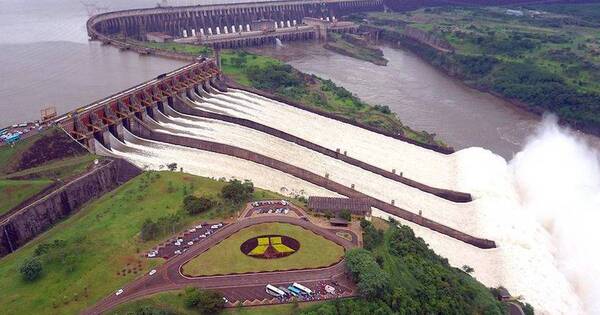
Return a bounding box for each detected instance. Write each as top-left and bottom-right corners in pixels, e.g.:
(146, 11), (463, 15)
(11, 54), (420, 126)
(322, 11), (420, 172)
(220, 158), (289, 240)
(174, 250), (182, 255)
(189, 228), (196, 233)
(147, 252), (156, 258)
(178, 238), (184, 242)
(149, 269), (157, 276)
(115, 289), (124, 296)
(174, 241), (181, 246)
(187, 241), (194, 245)
(284, 209), (289, 214)
(195, 224), (202, 229)
(211, 224), (219, 229)
(199, 234), (206, 238)
(222, 297), (229, 303)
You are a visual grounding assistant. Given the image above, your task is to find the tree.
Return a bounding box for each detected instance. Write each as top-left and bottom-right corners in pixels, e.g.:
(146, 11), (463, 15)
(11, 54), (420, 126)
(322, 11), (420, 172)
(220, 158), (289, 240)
(221, 179), (254, 203)
(183, 287), (224, 315)
(20, 257), (43, 282)
(183, 287), (201, 308)
(339, 209), (352, 222)
(196, 290), (225, 314)
(166, 163), (178, 172)
(345, 248), (389, 298)
(140, 218), (159, 241)
(183, 195), (213, 215)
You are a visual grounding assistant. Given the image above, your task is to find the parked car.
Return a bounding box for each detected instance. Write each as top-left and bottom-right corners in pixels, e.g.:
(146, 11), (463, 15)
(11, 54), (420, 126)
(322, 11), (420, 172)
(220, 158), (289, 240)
(187, 241), (194, 246)
(115, 289), (124, 296)
(149, 269), (157, 276)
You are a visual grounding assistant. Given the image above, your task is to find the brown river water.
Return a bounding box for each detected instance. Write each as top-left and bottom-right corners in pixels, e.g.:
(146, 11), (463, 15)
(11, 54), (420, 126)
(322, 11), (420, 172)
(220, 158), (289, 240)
(251, 42), (600, 158)
(1, 0), (599, 158)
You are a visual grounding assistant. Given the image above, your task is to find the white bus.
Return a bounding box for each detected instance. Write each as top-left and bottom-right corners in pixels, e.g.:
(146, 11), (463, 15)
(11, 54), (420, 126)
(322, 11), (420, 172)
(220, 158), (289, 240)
(266, 284), (286, 298)
(292, 282), (313, 295)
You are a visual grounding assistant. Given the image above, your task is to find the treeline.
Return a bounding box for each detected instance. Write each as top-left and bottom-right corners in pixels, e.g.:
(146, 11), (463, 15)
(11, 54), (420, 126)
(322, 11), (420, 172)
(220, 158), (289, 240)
(300, 219), (510, 315)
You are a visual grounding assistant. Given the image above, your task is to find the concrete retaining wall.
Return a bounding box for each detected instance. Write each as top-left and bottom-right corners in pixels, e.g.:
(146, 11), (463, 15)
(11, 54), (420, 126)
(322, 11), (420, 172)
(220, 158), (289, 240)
(0, 159), (141, 257)
(130, 117), (495, 249)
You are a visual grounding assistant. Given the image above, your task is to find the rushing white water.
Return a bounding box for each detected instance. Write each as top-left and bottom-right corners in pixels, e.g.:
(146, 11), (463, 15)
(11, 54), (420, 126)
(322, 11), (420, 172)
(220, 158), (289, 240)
(151, 105), (481, 236)
(194, 89), (459, 190)
(106, 129), (339, 199)
(453, 115), (599, 314)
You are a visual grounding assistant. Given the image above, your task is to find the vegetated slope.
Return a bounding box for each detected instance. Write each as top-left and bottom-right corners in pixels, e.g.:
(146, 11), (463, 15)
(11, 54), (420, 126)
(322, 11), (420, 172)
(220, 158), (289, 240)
(0, 128), (95, 214)
(300, 219), (512, 315)
(0, 171), (290, 315)
(363, 5), (600, 134)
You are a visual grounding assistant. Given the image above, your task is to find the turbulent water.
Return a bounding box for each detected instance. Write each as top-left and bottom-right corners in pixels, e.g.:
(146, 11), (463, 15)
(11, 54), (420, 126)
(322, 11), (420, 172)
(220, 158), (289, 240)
(94, 87), (600, 314)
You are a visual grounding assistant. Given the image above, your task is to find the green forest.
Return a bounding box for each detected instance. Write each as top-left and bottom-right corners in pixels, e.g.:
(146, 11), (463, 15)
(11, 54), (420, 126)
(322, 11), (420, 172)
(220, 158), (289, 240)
(298, 219), (519, 315)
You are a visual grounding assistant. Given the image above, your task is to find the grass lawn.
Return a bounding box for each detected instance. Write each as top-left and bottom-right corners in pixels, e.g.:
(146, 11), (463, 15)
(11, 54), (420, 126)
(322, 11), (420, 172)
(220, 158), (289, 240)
(182, 223), (344, 276)
(0, 171), (293, 315)
(108, 290), (322, 315)
(0, 179), (53, 215)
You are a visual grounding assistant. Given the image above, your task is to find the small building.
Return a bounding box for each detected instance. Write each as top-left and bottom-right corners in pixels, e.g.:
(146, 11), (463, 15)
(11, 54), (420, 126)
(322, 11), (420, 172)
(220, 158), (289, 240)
(146, 32), (174, 43)
(308, 196), (371, 217)
(329, 217), (349, 227)
(251, 19), (276, 32)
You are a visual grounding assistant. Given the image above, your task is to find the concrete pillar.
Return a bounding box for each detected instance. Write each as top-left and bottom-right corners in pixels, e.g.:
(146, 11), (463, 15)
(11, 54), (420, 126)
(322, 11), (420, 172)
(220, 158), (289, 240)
(183, 29), (188, 37)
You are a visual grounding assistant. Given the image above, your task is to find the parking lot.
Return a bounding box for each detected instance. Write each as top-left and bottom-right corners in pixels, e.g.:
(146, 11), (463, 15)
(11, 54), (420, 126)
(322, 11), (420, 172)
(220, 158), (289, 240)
(146, 222), (226, 259)
(244, 200), (303, 218)
(220, 280), (352, 306)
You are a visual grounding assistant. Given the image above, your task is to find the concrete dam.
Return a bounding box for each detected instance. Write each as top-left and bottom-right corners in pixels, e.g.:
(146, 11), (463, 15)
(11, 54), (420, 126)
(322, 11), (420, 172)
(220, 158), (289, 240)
(87, 0), (382, 47)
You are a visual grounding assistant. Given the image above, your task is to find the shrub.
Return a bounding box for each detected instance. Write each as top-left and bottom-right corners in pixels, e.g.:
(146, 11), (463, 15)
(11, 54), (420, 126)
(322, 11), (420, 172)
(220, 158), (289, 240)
(183, 287), (224, 314)
(140, 219), (159, 241)
(339, 209), (352, 222)
(20, 257), (43, 282)
(183, 195), (214, 215)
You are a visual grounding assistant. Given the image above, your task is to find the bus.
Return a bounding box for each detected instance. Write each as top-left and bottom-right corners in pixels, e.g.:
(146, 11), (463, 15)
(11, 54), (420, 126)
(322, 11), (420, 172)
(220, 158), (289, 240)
(287, 285), (301, 297)
(292, 282), (313, 295)
(265, 284), (285, 298)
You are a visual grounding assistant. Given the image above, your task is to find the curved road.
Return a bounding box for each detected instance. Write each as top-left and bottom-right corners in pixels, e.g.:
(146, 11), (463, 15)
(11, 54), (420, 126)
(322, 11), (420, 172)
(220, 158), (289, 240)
(83, 215), (357, 314)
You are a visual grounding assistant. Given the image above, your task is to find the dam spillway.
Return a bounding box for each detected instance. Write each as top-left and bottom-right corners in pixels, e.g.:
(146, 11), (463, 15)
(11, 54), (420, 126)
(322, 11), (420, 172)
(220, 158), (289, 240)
(58, 58), (495, 250)
(56, 58), (583, 312)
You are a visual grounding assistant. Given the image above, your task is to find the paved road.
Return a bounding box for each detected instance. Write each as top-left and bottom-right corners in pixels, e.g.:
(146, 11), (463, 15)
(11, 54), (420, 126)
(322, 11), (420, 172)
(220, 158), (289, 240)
(83, 215), (357, 314)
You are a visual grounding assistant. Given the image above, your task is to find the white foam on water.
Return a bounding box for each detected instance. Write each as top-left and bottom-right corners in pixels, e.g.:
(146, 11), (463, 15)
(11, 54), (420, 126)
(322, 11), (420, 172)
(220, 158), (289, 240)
(107, 130), (339, 199)
(197, 89), (459, 190)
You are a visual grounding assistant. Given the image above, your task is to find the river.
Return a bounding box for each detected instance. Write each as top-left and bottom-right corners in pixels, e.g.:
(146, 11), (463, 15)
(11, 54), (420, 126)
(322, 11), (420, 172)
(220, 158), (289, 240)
(251, 41), (600, 159)
(0, 0), (253, 127)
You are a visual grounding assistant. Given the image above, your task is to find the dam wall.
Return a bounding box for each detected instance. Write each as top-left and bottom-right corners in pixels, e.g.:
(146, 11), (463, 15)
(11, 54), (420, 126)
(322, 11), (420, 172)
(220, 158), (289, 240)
(174, 94), (472, 203)
(129, 117), (495, 249)
(87, 0), (383, 41)
(0, 159), (141, 258)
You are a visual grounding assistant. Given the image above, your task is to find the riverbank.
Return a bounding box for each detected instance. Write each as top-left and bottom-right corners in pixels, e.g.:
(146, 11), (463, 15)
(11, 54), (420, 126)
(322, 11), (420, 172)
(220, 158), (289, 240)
(360, 6), (600, 137)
